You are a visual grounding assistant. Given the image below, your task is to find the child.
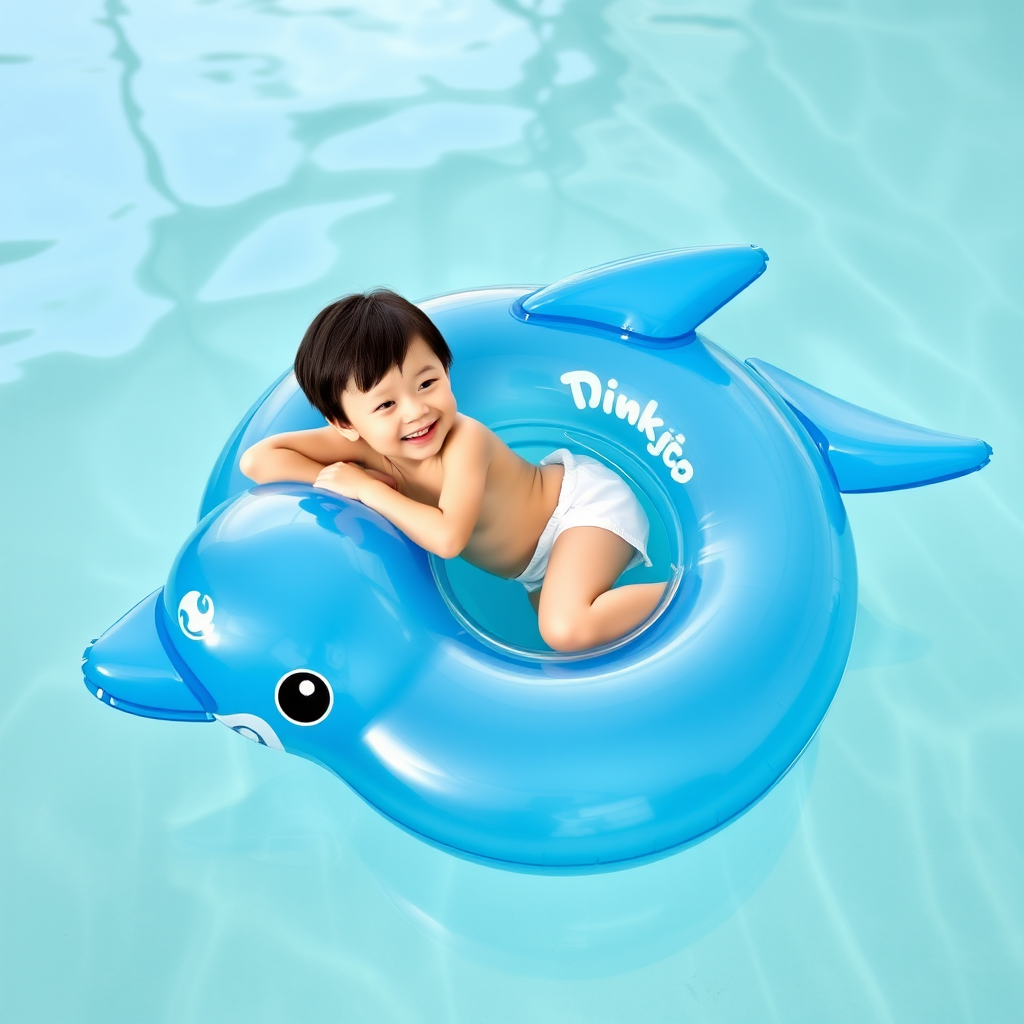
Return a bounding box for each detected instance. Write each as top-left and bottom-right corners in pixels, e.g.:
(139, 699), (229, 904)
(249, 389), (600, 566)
(240, 290), (666, 651)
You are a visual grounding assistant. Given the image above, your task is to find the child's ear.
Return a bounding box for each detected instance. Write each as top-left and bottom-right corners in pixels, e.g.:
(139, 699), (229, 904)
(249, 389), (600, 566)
(329, 419), (360, 443)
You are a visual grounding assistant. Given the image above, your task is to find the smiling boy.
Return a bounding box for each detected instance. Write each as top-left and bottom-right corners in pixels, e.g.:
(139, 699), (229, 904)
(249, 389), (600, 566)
(240, 290), (665, 651)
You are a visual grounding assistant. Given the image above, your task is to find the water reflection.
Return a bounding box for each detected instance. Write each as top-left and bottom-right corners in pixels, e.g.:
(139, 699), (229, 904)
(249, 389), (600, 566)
(312, 103), (533, 172)
(198, 195), (392, 301)
(0, 6), (172, 381)
(3, 0), (640, 379)
(124, 1), (540, 206)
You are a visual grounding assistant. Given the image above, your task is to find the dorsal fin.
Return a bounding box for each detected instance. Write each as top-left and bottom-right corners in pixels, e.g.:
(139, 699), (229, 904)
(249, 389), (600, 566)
(513, 245), (768, 341)
(748, 359), (992, 493)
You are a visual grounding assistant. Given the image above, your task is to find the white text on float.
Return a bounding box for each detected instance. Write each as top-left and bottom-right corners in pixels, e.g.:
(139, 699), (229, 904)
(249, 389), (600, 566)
(560, 370), (693, 484)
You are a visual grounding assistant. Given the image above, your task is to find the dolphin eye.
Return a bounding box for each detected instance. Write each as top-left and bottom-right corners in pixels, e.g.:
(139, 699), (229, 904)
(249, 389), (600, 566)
(275, 670), (333, 726)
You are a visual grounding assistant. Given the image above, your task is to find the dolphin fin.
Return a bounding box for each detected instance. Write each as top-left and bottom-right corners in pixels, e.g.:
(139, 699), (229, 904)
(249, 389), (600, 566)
(747, 359), (992, 493)
(513, 245), (768, 341)
(82, 589), (216, 721)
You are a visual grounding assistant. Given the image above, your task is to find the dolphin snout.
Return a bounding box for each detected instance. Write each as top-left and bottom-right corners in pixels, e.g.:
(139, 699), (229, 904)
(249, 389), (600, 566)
(81, 589), (215, 723)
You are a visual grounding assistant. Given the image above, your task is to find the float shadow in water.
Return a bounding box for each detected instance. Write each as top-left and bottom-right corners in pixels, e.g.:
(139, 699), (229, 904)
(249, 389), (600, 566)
(353, 738), (817, 977)
(173, 733), (817, 978)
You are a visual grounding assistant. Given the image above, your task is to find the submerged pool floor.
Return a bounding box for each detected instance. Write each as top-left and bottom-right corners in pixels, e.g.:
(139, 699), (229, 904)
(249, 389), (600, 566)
(1, 2), (1022, 1021)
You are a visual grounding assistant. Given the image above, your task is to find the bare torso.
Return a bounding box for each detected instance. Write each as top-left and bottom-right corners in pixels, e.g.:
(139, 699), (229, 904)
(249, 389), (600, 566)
(359, 416), (564, 578)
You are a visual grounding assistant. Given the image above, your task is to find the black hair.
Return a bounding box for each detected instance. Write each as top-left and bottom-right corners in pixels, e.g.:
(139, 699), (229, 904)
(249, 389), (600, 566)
(294, 289), (453, 424)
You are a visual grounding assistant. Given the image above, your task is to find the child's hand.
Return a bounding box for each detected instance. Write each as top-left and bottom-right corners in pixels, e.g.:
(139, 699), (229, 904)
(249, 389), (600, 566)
(314, 461), (393, 500)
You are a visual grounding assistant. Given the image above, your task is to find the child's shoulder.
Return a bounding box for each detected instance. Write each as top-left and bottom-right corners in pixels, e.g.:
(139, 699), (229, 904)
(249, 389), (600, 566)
(441, 414), (496, 462)
(450, 412), (492, 437)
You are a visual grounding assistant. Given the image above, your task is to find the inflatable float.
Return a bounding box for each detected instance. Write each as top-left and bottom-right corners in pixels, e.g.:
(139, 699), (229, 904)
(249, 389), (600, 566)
(82, 246), (991, 872)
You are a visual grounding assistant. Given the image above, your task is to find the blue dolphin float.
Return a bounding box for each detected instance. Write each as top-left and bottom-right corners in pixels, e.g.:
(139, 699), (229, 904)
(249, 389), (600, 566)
(82, 247), (990, 872)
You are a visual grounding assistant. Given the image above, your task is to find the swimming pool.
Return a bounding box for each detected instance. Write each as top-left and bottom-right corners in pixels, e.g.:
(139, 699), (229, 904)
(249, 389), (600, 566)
(1, 1), (1021, 1020)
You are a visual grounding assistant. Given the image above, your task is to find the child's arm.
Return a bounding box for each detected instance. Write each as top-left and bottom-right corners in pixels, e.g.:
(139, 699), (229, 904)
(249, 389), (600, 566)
(240, 427), (380, 485)
(315, 420), (489, 559)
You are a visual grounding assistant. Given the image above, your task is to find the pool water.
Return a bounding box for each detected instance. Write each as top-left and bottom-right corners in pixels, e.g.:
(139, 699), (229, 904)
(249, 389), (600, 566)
(2, 2), (1022, 1021)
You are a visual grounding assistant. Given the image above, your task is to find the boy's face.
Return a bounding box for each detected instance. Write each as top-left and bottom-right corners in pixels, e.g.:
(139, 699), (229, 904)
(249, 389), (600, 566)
(333, 335), (456, 461)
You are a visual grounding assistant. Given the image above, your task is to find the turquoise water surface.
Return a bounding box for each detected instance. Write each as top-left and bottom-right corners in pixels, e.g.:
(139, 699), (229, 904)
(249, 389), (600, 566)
(2, 2), (1022, 1021)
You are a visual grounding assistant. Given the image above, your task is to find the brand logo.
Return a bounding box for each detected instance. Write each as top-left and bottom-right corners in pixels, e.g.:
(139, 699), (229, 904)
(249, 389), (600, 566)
(178, 590), (215, 640)
(560, 370), (693, 484)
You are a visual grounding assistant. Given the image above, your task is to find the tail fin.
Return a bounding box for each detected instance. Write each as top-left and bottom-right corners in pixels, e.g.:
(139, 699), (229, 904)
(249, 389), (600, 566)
(748, 360), (992, 493)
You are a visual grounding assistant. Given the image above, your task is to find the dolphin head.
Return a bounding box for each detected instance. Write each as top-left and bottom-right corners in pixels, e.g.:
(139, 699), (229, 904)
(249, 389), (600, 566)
(83, 484), (445, 760)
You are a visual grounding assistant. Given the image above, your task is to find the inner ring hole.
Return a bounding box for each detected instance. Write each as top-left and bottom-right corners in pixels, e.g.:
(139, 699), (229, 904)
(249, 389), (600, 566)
(429, 421), (688, 660)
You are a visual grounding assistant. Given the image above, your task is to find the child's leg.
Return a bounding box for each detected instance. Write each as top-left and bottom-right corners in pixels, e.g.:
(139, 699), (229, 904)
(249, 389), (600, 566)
(535, 526), (666, 652)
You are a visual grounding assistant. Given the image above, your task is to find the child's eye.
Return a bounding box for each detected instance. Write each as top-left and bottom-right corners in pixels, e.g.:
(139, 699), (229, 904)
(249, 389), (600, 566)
(419, 378), (437, 390)
(374, 400), (394, 412)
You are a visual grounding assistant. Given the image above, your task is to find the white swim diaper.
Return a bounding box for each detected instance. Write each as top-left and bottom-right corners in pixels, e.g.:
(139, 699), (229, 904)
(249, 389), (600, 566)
(514, 449), (652, 593)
